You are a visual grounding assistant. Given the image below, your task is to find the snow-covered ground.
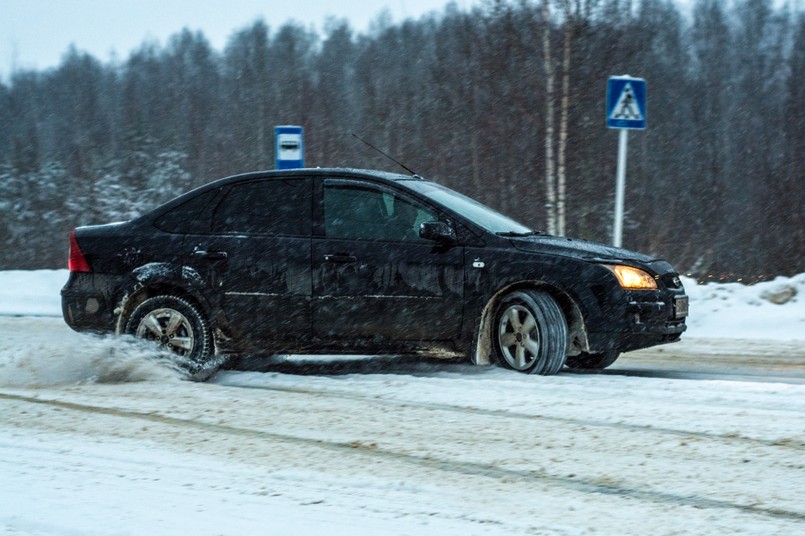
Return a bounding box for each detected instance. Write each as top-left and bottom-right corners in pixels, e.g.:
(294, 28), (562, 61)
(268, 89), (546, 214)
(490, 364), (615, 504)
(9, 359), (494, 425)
(1, 270), (804, 535)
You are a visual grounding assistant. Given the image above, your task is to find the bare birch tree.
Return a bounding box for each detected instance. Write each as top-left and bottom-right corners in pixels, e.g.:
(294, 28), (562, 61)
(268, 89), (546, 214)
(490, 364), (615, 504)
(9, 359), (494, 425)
(556, 0), (573, 236)
(542, 0), (557, 235)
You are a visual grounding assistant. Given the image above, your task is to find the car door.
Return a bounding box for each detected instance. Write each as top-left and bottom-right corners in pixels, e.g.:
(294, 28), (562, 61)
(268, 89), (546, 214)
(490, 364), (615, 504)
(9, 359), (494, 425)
(312, 178), (464, 342)
(183, 177), (312, 342)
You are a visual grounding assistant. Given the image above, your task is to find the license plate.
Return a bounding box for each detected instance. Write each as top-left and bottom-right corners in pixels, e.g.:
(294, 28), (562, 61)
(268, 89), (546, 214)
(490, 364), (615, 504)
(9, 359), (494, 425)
(674, 296), (689, 319)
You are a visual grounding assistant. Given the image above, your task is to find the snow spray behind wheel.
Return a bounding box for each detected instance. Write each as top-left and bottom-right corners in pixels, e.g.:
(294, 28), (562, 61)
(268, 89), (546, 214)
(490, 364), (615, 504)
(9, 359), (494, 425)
(0, 331), (184, 387)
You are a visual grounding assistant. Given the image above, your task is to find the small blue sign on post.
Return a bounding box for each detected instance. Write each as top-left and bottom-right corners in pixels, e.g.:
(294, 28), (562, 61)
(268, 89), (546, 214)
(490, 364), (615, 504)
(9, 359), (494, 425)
(606, 76), (646, 130)
(274, 125), (304, 169)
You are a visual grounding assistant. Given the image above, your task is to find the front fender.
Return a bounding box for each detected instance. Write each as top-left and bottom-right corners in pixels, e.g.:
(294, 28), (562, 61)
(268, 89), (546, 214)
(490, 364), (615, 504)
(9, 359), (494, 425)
(464, 251), (612, 365)
(470, 251), (605, 320)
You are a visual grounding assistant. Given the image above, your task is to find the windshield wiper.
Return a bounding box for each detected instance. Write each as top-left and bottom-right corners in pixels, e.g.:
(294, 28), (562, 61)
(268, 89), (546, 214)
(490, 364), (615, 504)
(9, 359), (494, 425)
(496, 230), (547, 237)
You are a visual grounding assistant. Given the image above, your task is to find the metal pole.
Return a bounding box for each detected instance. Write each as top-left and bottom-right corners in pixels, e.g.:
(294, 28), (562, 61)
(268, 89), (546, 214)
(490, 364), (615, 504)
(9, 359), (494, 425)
(613, 128), (628, 248)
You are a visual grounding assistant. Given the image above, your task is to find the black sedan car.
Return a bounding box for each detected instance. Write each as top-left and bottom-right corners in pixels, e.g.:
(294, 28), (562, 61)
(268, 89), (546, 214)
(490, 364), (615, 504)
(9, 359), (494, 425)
(62, 168), (688, 379)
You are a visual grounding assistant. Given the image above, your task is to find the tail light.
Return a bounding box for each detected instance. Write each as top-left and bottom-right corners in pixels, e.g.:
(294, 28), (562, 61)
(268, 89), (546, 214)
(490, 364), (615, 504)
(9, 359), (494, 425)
(68, 230), (91, 272)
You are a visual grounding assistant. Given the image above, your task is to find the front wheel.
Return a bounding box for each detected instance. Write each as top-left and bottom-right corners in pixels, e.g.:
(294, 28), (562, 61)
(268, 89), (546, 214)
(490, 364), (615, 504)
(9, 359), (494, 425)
(494, 290), (568, 375)
(124, 295), (219, 381)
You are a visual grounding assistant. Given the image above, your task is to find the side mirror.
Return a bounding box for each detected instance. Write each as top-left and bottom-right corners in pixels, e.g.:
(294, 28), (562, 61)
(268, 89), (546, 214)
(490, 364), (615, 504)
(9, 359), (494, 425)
(419, 221), (456, 245)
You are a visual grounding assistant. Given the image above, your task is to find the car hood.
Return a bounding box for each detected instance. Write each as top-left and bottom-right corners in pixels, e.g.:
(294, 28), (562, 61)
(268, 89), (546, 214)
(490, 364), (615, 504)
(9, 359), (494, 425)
(510, 235), (656, 264)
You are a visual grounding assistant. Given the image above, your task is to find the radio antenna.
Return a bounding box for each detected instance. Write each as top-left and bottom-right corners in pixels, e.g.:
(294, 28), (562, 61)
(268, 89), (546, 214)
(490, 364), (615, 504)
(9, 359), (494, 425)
(351, 133), (418, 176)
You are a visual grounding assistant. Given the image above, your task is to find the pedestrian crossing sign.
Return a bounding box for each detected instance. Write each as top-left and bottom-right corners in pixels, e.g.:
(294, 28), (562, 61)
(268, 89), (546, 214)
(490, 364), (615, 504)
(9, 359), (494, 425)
(607, 76), (646, 130)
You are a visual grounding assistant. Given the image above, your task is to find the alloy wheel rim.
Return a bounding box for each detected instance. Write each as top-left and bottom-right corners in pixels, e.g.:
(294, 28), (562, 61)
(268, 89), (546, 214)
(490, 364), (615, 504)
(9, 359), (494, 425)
(498, 304), (540, 370)
(135, 307), (195, 356)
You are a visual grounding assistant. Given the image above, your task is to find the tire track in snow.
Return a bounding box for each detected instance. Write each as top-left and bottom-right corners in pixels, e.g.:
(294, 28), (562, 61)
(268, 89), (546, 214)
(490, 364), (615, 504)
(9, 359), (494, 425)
(573, 367), (805, 385)
(213, 381), (805, 451)
(3, 390), (804, 524)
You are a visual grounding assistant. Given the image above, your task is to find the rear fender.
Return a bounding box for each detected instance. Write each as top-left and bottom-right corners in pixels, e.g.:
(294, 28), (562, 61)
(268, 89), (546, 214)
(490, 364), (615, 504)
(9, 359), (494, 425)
(113, 262), (209, 333)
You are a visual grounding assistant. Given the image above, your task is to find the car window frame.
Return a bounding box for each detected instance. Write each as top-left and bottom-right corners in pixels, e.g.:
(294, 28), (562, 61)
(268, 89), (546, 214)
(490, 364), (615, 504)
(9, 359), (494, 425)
(316, 178), (444, 244)
(152, 186), (224, 234)
(208, 177), (313, 238)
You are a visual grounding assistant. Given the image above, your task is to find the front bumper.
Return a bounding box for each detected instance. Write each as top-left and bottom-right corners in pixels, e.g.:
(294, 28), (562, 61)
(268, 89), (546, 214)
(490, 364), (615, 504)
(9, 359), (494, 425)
(587, 285), (688, 354)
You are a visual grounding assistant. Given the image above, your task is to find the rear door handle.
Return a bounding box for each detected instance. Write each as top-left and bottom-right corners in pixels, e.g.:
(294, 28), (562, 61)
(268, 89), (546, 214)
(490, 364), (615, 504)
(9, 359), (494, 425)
(193, 250), (228, 260)
(323, 254), (357, 263)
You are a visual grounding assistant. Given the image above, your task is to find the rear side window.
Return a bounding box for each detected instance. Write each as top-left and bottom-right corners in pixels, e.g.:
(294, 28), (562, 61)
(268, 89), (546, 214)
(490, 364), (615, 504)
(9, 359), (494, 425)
(211, 179), (311, 236)
(154, 188), (219, 234)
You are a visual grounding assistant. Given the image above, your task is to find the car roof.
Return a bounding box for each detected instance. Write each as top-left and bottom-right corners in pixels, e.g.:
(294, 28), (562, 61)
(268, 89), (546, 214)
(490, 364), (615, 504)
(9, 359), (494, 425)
(144, 168), (428, 220)
(212, 167), (423, 186)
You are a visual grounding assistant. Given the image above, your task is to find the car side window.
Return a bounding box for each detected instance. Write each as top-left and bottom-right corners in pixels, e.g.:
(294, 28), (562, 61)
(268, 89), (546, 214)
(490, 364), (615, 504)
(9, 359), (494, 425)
(154, 188), (220, 234)
(324, 184), (436, 242)
(212, 179), (310, 236)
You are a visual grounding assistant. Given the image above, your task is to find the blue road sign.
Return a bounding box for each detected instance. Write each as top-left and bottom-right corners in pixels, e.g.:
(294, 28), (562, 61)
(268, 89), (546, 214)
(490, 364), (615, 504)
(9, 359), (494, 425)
(607, 76), (646, 130)
(275, 125), (304, 169)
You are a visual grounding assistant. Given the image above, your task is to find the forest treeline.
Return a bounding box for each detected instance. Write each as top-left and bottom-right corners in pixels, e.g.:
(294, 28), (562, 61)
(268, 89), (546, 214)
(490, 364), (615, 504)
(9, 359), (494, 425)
(0, 0), (802, 280)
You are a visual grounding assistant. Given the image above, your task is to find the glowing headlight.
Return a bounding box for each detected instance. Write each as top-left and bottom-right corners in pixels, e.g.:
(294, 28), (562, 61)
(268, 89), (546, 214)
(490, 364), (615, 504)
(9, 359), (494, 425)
(604, 264), (658, 290)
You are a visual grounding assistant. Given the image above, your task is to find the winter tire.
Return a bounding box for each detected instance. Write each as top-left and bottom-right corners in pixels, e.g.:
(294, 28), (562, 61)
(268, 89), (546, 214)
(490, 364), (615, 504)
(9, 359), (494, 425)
(494, 290), (567, 375)
(564, 351), (620, 370)
(124, 295), (218, 381)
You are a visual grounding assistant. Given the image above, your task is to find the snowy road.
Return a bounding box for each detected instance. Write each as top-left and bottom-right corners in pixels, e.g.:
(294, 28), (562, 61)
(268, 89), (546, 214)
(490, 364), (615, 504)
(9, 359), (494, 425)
(1, 317), (804, 535)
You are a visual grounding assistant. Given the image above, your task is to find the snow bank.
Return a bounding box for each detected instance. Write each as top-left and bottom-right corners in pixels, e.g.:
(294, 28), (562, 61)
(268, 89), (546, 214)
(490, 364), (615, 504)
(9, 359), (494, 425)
(682, 274), (805, 340)
(0, 269), (67, 316)
(0, 269), (803, 340)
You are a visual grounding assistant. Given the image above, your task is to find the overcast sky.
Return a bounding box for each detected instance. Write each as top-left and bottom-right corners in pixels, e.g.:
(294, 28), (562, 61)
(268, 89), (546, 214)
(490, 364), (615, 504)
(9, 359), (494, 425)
(0, 0), (475, 81)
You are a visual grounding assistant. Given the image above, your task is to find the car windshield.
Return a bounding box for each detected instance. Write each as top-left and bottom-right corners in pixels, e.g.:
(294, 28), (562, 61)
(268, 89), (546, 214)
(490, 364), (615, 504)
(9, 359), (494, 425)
(405, 180), (534, 235)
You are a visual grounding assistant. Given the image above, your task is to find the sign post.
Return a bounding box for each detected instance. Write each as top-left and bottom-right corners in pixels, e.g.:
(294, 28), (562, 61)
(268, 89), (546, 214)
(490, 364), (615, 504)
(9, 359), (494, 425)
(606, 76), (646, 248)
(274, 125), (304, 170)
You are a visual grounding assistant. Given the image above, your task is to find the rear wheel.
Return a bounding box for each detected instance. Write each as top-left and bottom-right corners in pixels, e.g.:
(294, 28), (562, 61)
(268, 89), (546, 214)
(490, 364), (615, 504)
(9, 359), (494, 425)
(124, 295), (219, 381)
(494, 290), (567, 375)
(564, 351), (620, 370)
